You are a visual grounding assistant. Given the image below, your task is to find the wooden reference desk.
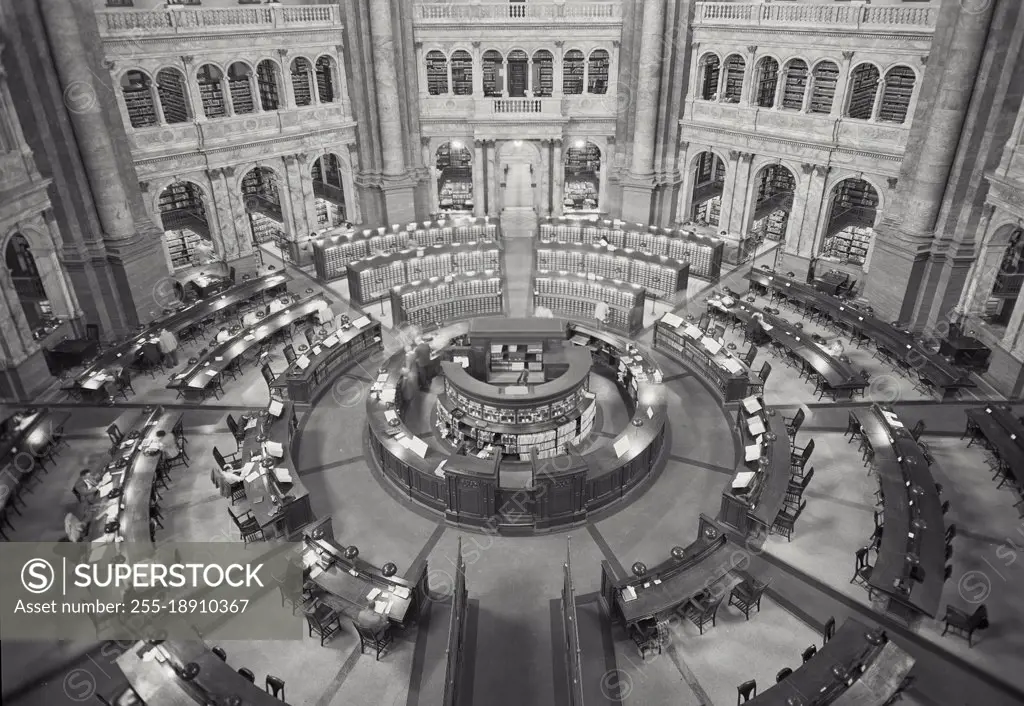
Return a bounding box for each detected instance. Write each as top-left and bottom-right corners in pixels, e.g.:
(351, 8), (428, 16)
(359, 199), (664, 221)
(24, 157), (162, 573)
(745, 270), (974, 398)
(815, 270), (850, 296)
(117, 638), (282, 706)
(0, 408), (54, 511)
(860, 406), (945, 621)
(602, 515), (739, 626)
(744, 619), (907, 705)
(233, 401), (313, 540)
(965, 406), (1024, 487)
(720, 399), (792, 537)
(270, 316), (383, 403)
(710, 297), (862, 392)
(653, 312), (751, 401)
(45, 337), (100, 376)
(87, 407), (179, 563)
(75, 273), (290, 391)
(168, 295), (327, 399)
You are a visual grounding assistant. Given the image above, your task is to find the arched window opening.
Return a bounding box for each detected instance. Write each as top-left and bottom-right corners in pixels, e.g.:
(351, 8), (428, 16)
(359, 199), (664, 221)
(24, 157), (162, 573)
(563, 141), (601, 212)
(158, 182), (212, 270)
(821, 178), (879, 267)
(700, 55), (721, 100)
(451, 50), (473, 96)
(879, 66), (915, 124)
(749, 165), (797, 247)
(196, 64), (226, 119)
(755, 58), (779, 108)
(506, 50), (528, 98)
(122, 70), (157, 128)
(256, 60), (281, 111)
(290, 58), (314, 107)
(809, 61), (839, 114)
(690, 151), (726, 226)
(227, 62), (255, 114)
(242, 167), (285, 246)
(483, 50), (504, 97)
(563, 50), (584, 96)
(531, 51), (554, 98)
(846, 64), (880, 120)
(588, 49), (610, 94)
(315, 57), (336, 103)
(156, 68), (189, 124)
(5, 234), (51, 333)
(436, 142), (474, 212)
(983, 228), (1024, 326)
(781, 60), (808, 110)
(311, 154), (347, 227)
(426, 50), (449, 96)
(722, 54), (745, 103)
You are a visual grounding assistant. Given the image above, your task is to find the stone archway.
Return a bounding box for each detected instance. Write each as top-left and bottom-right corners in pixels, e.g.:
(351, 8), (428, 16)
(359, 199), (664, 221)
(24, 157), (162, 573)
(496, 139), (542, 212)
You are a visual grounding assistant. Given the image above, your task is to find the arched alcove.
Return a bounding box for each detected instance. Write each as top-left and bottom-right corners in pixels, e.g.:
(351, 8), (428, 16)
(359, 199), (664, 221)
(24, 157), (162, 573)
(156, 68), (190, 124)
(227, 62), (255, 114)
(436, 141), (474, 212)
(256, 60), (282, 111)
(197, 64), (226, 119)
(532, 50), (554, 98)
(241, 167), (285, 245)
(311, 154), (347, 226)
(749, 164), (797, 243)
(121, 70), (157, 128)
(157, 181), (213, 270)
(690, 151), (727, 226)
(820, 178), (880, 267)
(290, 58), (314, 107)
(5, 233), (50, 332)
(563, 141), (601, 212)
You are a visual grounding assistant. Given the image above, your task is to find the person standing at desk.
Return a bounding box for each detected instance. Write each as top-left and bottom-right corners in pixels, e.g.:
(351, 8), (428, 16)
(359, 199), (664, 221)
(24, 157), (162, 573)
(594, 300), (610, 330)
(414, 339), (433, 391)
(152, 430), (180, 460)
(157, 328), (179, 367)
(73, 468), (101, 504)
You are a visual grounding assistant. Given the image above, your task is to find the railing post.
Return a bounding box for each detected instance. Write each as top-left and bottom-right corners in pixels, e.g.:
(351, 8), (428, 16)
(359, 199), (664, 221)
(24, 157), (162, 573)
(272, 3), (281, 28)
(857, 3), (865, 30)
(168, 8), (178, 32)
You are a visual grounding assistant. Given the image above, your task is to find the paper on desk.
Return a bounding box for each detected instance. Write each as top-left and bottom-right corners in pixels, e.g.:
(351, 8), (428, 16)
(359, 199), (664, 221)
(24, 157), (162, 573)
(744, 444), (761, 462)
(733, 470), (756, 490)
(244, 469), (261, 483)
(385, 410), (399, 423)
(268, 399), (284, 417)
(683, 324), (702, 340)
(175, 373), (188, 380)
(747, 416), (766, 436)
(393, 586), (410, 599)
(742, 396), (762, 414)
(264, 441), (284, 458)
(380, 389), (396, 405)
(204, 369), (218, 376)
(273, 466), (292, 484)
(376, 373), (390, 383)
(621, 586), (637, 602)
(702, 337), (723, 355)
(613, 436), (632, 458)
(98, 481), (114, 497)
(245, 418), (258, 430)
(244, 334), (256, 341)
(660, 313), (684, 328)
(367, 588), (382, 601)
(296, 355), (310, 370)
(353, 316), (371, 328)
(722, 358), (744, 374)
(121, 440), (134, 449)
(312, 346), (322, 356)
(373, 600), (387, 614)
(322, 336), (339, 347)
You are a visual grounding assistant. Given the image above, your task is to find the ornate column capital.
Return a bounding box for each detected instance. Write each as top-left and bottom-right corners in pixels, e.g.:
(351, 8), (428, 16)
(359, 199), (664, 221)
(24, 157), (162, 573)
(138, 181), (150, 193)
(206, 168), (221, 179)
(842, 51), (855, 62)
(181, 55), (194, 66)
(223, 166), (235, 178)
(471, 41), (481, 49)
(612, 40), (621, 48)
(102, 58), (116, 71)
(284, 155), (297, 166)
(746, 45), (757, 54)
(801, 163), (815, 174)
(334, 44), (344, 54)
(414, 41), (423, 50)
(296, 153), (308, 165)
(554, 40), (564, 48)
(420, 136), (431, 148)
(728, 149), (741, 160)
(740, 151), (754, 162)
(887, 177), (898, 190)
(813, 165), (830, 177)
(277, 49), (288, 59)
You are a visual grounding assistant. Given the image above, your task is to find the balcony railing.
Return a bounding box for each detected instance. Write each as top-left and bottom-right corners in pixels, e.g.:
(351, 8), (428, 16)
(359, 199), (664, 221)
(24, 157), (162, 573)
(492, 98), (543, 114)
(695, 2), (935, 31)
(97, 4), (340, 36)
(414, 2), (621, 23)
(992, 273), (1024, 297)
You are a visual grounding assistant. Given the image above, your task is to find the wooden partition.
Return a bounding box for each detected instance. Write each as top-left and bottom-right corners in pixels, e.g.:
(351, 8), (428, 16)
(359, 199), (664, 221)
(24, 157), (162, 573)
(443, 537), (470, 706)
(562, 539), (586, 706)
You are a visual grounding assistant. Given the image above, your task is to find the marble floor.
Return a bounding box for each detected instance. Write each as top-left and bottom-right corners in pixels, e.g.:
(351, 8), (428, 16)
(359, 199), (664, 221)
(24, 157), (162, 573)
(3, 240), (1023, 706)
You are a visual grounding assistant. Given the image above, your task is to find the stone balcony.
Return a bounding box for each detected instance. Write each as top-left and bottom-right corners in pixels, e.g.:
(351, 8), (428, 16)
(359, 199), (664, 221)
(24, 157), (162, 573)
(694, 2), (936, 33)
(419, 94), (619, 122)
(413, 2), (621, 25)
(95, 4), (341, 37)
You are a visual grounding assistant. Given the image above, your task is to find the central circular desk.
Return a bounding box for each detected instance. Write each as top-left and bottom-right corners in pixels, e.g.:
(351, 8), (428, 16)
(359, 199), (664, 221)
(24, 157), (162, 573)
(366, 318), (668, 532)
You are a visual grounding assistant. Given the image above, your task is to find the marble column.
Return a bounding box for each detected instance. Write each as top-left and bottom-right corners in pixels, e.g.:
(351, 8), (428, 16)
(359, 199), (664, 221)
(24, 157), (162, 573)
(41, 209), (83, 320)
(726, 152), (755, 234)
(334, 44), (352, 118)
(221, 167), (254, 258)
(832, 51), (854, 118)
(958, 205), (997, 316)
(206, 168), (239, 261)
(786, 163), (816, 255)
(278, 50), (296, 108)
(554, 42), (564, 96)
(368, 0), (416, 223)
(799, 165), (831, 258)
(471, 43), (484, 97)
(473, 141), (486, 217)
(552, 139), (564, 217)
(1004, 285), (1024, 353)
(717, 150), (741, 233)
(621, 0), (667, 222)
(487, 141), (500, 217)
(741, 46), (757, 106)
(182, 56), (205, 120)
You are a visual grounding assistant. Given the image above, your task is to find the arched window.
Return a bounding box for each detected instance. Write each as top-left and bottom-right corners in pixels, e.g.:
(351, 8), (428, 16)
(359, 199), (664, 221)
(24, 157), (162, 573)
(227, 62), (255, 114)
(749, 165), (797, 245)
(436, 142), (474, 212)
(256, 60), (281, 111)
(426, 50), (449, 95)
(722, 54), (745, 103)
(879, 66), (915, 124)
(563, 50), (584, 95)
(156, 68), (189, 124)
(809, 61), (839, 114)
(5, 234), (50, 332)
(821, 178), (880, 267)
(451, 50), (473, 96)
(506, 50), (528, 97)
(563, 141), (601, 211)
(780, 59), (808, 110)
(846, 64), (880, 120)
(121, 70), (157, 128)
(158, 182), (212, 270)
(700, 54), (721, 100)
(532, 50), (553, 98)
(483, 50), (504, 97)
(196, 64), (226, 119)
(755, 57), (779, 108)
(315, 56), (336, 103)
(690, 151), (726, 226)
(290, 58), (314, 107)
(588, 49), (610, 94)
(311, 154), (347, 226)
(241, 167), (285, 245)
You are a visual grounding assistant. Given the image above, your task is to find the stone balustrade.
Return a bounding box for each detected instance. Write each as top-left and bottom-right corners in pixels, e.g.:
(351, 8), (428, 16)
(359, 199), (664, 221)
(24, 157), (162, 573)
(695, 2), (935, 31)
(97, 4), (340, 36)
(414, 2), (621, 23)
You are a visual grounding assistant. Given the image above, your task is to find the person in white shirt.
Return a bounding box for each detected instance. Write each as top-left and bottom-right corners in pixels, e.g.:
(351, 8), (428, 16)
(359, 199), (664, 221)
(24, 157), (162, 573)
(215, 327), (231, 343)
(64, 512), (87, 542)
(157, 328), (179, 366)
(594, 301), (610, 329)
(153, 430), (180, 460)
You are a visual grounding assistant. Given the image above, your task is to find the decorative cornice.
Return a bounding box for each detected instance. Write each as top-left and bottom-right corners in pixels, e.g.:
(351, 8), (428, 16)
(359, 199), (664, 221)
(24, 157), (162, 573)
(729, 149), (741, 160)
(679, 122), (904, 164)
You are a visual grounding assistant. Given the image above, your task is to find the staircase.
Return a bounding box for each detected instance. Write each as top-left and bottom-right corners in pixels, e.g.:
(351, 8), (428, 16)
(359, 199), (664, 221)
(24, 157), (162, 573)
(500, 207), (537, 238)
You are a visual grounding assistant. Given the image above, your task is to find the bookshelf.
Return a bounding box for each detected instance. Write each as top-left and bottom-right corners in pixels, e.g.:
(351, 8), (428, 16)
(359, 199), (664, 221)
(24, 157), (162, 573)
(315, 199), (345, 227)
(197, 66), (226, 119)
(822, 180), (878, 265)
(722, 55), (745, 103)
(122, 71), (157, 128)
(536, 243), (688, 300)
(693, 196), (722, 227)
(533, 52), (554, 97)
(228, 74), (254, 115)
(879, 66), (914, 124)
(781, 60), (807, 110)
(451, 51), (473, 96)
(426, 51), (449, 95)
(257, 61), (280, 111)
(483, 51), (502, 97)
(156, 70), (189, 124)
(756, 58), (779, 108)
(315, 57), (335, 103)
(809, 62), (839, 114)
(291, 58), (313, 107)
(249, 211), (284, 245)
(822, 226), (871, 266)
(563, 50), (584, 95)
(391, 273), (503, 327)
(165, 230), (204, 270)
(653, 319), (750, 401)
(847, 65), (879, 120)
(587, 50), (610, 94)
(534, 273), (645, 334)
(701, 57), (720, 100)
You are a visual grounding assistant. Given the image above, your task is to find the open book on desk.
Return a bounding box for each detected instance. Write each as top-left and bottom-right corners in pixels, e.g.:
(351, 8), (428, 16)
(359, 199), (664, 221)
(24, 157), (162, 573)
(268, 399), (284, 418)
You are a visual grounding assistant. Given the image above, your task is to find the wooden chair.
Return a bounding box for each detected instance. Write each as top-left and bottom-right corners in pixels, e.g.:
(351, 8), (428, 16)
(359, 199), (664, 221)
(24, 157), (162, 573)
(791, 439), (814, 475)
(941, 604), (988, 647)
(226, 414), (246, 448)
(784, 408), (805, 439)
(742, 345), (757, 368)
(630, 619), (663, 659)
(845, 412), (864, 444)
(776, 668), (792, 683)
(728, 578), (770, 620)
(737, 679), (757, 704)
(771, 500), (805, 541)
(850, 547), (874, 598)
(823, 616), (836, 644)
(213, 446), (240, 472)
(353, 620), (393, 660)
(283, 344), (297, 366)
(801, 644), (817, 663)
(227, 507), (265, 545)
(266, 675), (285, 700)
(910, 419), (926, 441)
(304, 603), (342, 646)
(785, 468), (813, 507)
(684, 594), (724, 635)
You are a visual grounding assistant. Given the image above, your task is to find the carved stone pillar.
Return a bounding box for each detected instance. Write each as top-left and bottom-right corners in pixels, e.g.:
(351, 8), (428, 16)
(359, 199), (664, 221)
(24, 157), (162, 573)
(833, 51), (855, 118)
(334, 44), (352, 118)
(221, 166), (254, 258)
(0, 264), (34, 362)
(787, 163), (816, 255)
(471, 42), (484, 97)
(278, 50), (295, 108)
(726, 151), (755, 234)
(207, 168), (239, 261)
(41, 209), (83, 320)
(961, 205), (999, 316)
(553, 42), (564, 97)
(800, 165), (831, 258)
(182, 55), (205, 120)
(487, 141), (499, 217)
(742, 46), (757, 106)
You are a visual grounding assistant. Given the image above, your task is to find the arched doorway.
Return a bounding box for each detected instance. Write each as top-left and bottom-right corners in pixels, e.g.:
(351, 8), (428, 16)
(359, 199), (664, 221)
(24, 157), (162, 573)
(498, 140), (540, 212)
(435, 142), (474, 213)
(980, 227), (1024, 327)
(157, 181), (213, 270)
(5, 234), (50, 332)
(748, 164), (796, 243)
(241, 167), (285, 246)
(689, 151), (726, 226)
(312, 154), (347, 227)
(820, 178), (880, 268)
(563, 141), (601, 212)
(506, 50), (528, 97)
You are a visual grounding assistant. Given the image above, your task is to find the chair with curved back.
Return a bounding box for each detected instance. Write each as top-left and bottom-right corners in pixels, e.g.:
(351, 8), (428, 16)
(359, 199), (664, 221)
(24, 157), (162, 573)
(266, 675), (286, 699)
(776, 668), (793, 683)
(737, 679), (757, 704)
(801, 644), (817, 663)
(941, 604), (988, 647)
